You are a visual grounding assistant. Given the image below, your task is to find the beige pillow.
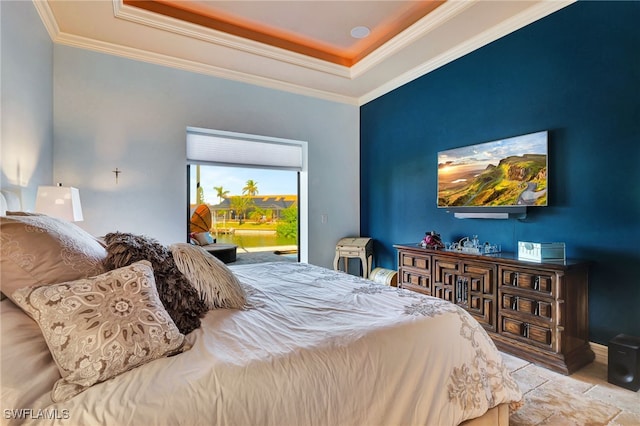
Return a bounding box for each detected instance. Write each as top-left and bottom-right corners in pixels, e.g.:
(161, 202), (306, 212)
(192, 231), (215, 246)
(12, 260), (185, 402)
(0, 215), (106, 302)
(169, 243), (246, 310)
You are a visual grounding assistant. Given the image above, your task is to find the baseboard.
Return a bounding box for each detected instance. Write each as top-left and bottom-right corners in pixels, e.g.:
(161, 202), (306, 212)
(590, 341), (608, 365)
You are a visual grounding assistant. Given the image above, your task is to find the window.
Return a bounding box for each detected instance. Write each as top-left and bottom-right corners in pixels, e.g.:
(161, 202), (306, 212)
(186, 127), (308, 262)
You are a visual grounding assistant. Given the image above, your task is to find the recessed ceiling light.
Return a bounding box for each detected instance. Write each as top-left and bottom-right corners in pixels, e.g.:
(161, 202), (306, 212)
(350, 26), (371, 39)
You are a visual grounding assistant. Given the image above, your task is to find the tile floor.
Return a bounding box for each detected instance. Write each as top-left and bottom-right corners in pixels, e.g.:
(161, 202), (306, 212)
(503, 353), (640, 425)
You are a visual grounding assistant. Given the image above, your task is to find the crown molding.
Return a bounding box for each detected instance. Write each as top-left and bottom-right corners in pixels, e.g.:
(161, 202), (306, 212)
(351, 0), (475, 79)
(53, 31), (358, 105)
(30, 0), (576, 107)
(113, 1), (352, 79)
(32, 0), (60, 41)
(113, 0), (477, 82)
(31, 0), (358, 104)
(358, 0), (576, 105)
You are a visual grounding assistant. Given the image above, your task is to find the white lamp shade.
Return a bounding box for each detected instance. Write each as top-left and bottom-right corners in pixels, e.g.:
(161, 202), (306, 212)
(35, 186), (84, 221)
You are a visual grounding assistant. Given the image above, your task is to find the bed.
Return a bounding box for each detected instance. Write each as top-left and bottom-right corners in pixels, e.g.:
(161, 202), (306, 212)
(1, 191), (522, 426)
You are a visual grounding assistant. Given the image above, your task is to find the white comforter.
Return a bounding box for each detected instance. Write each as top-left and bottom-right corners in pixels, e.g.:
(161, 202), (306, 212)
(1, 262), (521, 426)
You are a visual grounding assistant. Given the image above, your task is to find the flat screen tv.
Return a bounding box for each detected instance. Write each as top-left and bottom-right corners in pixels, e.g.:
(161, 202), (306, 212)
(437, 131), (548, 209)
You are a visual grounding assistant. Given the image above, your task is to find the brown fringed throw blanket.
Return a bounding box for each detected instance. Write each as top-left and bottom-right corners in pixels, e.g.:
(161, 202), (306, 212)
(103, 232), (208, 335)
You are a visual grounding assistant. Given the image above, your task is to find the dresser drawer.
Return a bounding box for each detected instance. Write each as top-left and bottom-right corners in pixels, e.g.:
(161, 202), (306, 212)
(337, 248), (364, 257)
(499, 266), (556, 296)
(501, 315), (553, 349)
(501, 293), (553, 319)
(400, 252), (431, 271)
(399, 268), (431, 294)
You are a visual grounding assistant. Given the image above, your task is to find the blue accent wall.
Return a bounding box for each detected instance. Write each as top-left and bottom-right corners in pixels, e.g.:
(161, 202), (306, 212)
(360, 1), (640, 345)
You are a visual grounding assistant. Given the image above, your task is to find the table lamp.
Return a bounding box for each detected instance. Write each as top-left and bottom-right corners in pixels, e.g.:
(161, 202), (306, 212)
(35, 185), (83, 221)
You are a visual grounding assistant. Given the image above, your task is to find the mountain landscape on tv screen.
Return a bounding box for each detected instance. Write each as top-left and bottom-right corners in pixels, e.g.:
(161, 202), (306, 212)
(438, 153), (547, 207)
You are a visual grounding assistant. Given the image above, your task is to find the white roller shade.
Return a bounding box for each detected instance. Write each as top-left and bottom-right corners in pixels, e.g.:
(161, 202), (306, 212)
(187, 128), (303, 171)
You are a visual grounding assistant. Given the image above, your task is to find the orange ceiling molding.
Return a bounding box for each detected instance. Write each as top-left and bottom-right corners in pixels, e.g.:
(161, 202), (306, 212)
(123, 0), (444, 67)
(124, 0), (351, 65)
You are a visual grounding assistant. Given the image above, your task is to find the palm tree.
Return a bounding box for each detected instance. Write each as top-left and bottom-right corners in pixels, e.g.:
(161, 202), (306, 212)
(196, 183), (205, 205)
(213, 186), (229, 204)
(242, 180), (259, 196)
(196, 166), (205, 205)
(229, 196), (253, 225)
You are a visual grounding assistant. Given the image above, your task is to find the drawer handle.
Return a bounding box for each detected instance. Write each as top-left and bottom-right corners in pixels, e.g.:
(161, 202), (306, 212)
(511, 273), (518, 286)
(522, 322), (530, 338)
(534, 302), (540, 316)
(456, 278), (468, 304)
(511, 296), (518, 310)
(533, 276), (540, 291)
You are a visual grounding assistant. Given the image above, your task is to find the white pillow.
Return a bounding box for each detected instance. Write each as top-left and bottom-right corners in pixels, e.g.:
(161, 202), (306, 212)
(169, 243), (246, 310)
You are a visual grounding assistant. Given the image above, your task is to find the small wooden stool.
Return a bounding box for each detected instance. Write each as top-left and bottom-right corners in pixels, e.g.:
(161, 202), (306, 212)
(333, 237), (373, 278)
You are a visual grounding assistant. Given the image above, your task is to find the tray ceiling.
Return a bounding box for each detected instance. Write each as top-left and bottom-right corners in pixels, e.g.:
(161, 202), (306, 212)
(35, 0), (574, 105)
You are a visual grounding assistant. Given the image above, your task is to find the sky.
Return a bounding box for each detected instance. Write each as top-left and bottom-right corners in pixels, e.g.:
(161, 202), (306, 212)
(190, 165), (297, 204)
(438, 130), (548, 167)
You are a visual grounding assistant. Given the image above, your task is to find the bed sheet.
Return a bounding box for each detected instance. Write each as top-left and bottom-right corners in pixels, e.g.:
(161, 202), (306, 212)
(1, 262), (521, 425)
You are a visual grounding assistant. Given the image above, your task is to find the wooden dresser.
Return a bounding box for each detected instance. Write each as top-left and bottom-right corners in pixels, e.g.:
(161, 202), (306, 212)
(395, 244), (594, 374)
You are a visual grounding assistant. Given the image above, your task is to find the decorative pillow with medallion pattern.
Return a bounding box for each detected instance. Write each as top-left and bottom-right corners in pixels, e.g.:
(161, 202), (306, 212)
(11, 260), (185, 402)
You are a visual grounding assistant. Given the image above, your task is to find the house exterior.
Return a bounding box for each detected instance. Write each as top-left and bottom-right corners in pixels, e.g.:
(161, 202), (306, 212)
(1, 0), (638, 346)
(208, 195), (298, 221)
